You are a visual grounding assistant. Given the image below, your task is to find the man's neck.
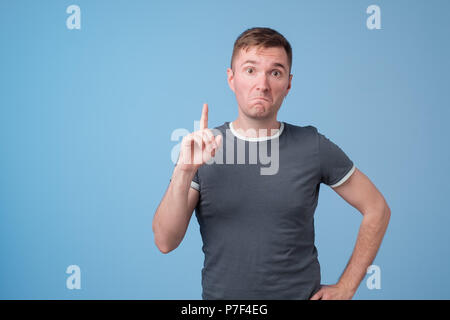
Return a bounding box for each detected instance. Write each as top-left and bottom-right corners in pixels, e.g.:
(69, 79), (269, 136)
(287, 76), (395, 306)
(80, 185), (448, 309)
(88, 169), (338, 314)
(231, 116), (281, 138)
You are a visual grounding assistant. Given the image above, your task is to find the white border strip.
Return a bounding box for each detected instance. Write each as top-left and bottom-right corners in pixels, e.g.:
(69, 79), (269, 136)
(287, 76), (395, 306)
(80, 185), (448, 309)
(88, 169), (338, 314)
(229, 121), (285, 142)
(190, 181), (200, 191)
(330, 164), (356, 188)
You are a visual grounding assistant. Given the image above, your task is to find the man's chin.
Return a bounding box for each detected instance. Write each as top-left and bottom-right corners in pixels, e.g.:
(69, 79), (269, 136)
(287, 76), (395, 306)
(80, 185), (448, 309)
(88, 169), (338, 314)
(247, 109), (271, 120)
(253, 106), (266, 116)
(250, 103), (268, 114)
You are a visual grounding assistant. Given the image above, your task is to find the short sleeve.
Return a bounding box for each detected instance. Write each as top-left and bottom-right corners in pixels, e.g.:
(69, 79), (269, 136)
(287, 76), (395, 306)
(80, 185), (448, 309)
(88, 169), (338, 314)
(318, 131), (355, 188)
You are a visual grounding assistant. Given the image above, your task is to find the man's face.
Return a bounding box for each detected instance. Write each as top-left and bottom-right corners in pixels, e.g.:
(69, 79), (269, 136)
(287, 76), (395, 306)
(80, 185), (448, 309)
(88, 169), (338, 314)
(227, 46), (292, 121)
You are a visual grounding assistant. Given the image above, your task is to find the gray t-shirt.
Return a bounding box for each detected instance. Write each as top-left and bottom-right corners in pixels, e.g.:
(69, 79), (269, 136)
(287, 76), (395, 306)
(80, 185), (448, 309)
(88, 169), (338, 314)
(189, 121), (355, 299)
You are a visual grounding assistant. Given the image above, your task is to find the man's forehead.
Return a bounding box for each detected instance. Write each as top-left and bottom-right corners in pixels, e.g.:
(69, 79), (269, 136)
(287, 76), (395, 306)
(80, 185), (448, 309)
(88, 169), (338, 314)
(236, 46), (288, 65)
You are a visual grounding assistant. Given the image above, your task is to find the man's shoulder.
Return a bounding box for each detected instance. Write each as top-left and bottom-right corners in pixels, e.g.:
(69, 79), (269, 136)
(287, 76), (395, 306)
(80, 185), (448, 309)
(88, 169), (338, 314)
(283, 121), (318, 137)
(209, 122), (228, 135)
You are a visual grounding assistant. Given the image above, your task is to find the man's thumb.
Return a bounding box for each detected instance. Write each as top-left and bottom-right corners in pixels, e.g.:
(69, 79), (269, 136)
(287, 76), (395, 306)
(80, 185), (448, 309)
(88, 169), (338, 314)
(310, 290), (323, 300)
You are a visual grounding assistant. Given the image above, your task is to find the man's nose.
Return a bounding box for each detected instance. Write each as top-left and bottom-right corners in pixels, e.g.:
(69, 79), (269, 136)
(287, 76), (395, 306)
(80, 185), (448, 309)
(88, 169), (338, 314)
(255, 73), (270, 91)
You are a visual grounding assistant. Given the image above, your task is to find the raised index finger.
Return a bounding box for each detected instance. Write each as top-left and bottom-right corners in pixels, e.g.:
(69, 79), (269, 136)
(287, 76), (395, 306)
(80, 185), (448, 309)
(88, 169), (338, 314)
(200, 103), (208, 130)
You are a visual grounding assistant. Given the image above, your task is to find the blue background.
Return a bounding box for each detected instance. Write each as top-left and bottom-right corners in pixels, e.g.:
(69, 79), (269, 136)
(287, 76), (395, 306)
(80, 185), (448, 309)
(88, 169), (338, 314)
(1, 0), (449, 299)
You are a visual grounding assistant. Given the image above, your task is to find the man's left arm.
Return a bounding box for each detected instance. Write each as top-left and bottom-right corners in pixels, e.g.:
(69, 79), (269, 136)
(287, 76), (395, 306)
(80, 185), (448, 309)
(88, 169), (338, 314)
(310, 167), (391, 300)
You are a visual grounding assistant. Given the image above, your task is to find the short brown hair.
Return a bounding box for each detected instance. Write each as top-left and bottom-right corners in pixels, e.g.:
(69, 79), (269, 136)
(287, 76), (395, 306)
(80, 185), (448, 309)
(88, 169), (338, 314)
(230, 27), (292, 74)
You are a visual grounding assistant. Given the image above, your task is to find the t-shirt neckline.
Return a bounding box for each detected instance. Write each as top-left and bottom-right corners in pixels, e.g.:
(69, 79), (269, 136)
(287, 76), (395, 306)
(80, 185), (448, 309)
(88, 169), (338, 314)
(228, 121), (285, 142)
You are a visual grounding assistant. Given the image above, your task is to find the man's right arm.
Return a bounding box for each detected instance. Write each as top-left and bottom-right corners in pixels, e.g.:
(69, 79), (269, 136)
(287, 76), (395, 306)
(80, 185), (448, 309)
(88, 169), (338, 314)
(152, 103), (222, 254)
(152, 165), (199, 254)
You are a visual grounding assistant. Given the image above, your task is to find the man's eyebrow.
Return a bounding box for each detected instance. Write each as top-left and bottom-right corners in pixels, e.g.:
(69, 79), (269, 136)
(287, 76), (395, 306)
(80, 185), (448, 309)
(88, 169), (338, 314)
(272, 62), (287, 71)
(240, 60), (287, 71)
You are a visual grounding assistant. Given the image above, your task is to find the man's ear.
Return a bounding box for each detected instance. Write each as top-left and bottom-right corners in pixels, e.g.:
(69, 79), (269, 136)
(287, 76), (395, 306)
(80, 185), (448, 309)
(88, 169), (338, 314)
(227, 67), (235, 93)
(285, 73), (293, 96)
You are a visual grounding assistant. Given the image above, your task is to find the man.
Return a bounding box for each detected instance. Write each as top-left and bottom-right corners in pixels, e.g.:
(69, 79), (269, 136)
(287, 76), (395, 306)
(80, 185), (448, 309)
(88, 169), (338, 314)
(153, 27), (391, 300)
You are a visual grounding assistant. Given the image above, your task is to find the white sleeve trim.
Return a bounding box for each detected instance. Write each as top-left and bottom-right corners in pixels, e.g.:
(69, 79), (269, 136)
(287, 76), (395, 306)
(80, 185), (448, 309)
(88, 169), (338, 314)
(169, 178), (200, 191)
(190, 181), (200, 191)
(329, 164), (356, 188)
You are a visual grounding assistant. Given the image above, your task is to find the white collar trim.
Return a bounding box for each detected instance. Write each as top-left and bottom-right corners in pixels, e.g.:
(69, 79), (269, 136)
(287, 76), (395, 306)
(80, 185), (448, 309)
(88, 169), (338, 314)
(229, 121), (285, 142)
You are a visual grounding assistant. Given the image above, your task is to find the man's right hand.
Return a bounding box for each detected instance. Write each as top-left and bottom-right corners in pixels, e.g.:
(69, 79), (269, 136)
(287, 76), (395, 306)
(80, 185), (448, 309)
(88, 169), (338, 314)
(177, 103), (223, 172)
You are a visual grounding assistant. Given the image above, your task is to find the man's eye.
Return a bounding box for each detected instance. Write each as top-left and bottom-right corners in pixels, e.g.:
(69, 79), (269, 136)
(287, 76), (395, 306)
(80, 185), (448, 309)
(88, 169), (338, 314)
(272, 70), (281, 77)
(246, 67), (254, 74)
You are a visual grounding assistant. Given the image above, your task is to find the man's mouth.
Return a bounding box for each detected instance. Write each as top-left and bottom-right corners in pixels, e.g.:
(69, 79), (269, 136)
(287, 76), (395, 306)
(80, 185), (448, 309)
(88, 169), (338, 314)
(252, 97), (270, 102)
